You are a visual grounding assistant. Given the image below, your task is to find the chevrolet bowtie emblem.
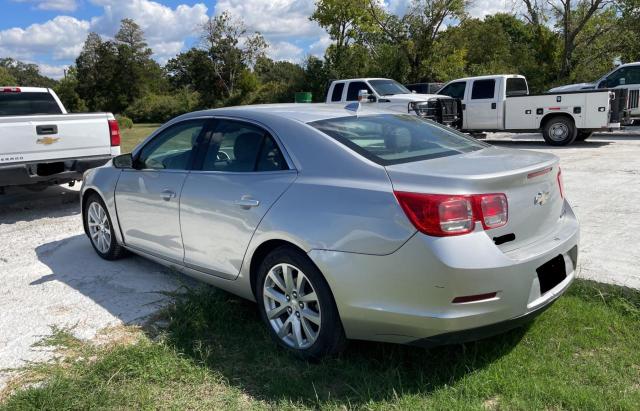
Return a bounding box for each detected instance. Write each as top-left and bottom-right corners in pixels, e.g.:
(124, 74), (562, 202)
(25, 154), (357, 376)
(534, 191), (550, 206)
(36, 136), (60, 145)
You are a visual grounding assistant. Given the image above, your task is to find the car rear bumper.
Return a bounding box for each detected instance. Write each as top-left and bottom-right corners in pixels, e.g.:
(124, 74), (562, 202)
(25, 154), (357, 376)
(0, 155), (113, 187)
(309, 200), (579, 346)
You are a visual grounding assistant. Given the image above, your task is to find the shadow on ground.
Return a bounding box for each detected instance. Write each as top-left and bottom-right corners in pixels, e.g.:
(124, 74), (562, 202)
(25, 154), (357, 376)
(0, 185), (80, 225)
(154, 286), (529, 406)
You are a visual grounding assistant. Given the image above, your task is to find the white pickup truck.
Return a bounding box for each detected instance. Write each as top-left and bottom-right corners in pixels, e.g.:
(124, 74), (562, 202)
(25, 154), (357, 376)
(325, 78), (459, 126)
(549, 62), (640, 124)
(437, 74), (627, 145)
(0, 87), (120, 192)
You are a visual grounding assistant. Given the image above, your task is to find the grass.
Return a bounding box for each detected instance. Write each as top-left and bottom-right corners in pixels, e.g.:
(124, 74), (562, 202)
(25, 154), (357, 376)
(120, 123), (161, 153)
(1, 279), (639, 410)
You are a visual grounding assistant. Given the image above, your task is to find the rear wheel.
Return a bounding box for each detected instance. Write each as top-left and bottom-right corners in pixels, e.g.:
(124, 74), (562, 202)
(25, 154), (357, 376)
(575, 131), (593, 141)
(84, 194), (126, 260)
(542, 117), (577, 146)
(256, 246), (346, 360)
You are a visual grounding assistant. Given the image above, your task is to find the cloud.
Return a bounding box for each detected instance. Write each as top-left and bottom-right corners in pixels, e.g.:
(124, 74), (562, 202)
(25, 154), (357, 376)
(308, 34), (332, 58)
(38, 63), (69, 79)
(467, 0), (514, 18)
(267, 41), (304, 62)
(11, 0), (78, 12)
(0, 16), (89, 61)
(89, 0), (209, 60)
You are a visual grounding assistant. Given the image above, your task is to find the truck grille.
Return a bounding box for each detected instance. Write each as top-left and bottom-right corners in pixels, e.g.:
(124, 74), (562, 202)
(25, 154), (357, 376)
(629, 89), (639, 109)
(410, 98), (460, 126)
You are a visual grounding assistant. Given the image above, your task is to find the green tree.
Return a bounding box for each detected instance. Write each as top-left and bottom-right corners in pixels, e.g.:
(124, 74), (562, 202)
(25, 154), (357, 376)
(0, 58), (56, 87)
(0, 66), (16, 85)
(54, 67), (87, 112)
(166, 48), (219, 107)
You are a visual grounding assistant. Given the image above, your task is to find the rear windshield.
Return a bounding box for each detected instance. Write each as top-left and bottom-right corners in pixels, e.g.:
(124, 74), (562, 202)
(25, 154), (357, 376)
(0, 92), (62, 116)
(310, 114), (487, 165)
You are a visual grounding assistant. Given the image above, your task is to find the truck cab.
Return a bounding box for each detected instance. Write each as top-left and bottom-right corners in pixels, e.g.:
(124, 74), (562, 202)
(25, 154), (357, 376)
(326, 78), (459, 126)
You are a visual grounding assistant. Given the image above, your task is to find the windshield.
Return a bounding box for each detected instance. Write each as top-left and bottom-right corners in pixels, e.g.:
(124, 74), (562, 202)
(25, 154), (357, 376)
(368, 80), (411, 96)
(309, 114), (487, 165)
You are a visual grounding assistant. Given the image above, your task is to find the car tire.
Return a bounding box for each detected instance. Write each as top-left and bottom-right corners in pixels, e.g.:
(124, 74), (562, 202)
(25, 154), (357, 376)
(575, 131), (593, 141)
(84, 193), (127, 260)
(542, 117), (577, 146)
(256, 246), (346, 360)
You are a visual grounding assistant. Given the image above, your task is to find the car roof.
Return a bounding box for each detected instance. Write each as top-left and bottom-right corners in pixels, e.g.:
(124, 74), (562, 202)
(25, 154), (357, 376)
(183, 103), (396, 124)
(446, 74), (525, 82)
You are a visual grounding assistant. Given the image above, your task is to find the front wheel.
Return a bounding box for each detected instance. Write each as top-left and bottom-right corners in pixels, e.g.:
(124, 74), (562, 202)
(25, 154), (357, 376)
(256, 246), (346, 360)
(542, 117), (577, 146)
(84, 194), (126, 260)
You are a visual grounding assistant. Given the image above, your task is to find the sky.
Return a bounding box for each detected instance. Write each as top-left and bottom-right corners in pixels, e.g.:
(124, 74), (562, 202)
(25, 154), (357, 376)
(0, 0), (515, 79)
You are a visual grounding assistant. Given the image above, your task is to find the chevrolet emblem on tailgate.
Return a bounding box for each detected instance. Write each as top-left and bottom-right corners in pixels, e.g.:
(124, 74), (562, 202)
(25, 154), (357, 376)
(534, 191), (550, 206)
(36, 136), (60, 145)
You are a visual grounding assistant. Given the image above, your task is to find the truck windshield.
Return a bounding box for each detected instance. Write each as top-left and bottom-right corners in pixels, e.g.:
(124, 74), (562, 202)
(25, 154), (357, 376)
(0, 92), (62, 116)
(369, 80), (411, 96)
(310, 114), (487, 165)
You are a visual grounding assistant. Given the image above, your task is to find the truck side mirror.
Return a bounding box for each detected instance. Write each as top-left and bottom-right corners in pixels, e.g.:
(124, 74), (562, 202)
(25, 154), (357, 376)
(113, 153), (133, 169)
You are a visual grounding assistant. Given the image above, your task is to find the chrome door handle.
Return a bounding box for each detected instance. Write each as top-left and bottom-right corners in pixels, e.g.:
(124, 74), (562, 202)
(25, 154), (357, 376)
(161, 189), (176, 201)
(234, 198), (260, 209)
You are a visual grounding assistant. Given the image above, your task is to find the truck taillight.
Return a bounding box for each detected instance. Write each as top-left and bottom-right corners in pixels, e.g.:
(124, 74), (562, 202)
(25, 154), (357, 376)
(108, 119), (121, 147)
(394, 192), (508, 237)
(1, 87), (21, 93)
(557, 168), (565, 199)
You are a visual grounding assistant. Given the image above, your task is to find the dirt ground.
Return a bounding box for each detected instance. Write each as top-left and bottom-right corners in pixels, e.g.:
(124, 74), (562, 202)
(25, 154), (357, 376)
(1, 129), (639, 390)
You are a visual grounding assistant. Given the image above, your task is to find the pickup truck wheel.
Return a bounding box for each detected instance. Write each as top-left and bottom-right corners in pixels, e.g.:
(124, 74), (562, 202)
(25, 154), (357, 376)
(542, 117), (577, 146)
(575, 131), (593, 141)
(84, 194), (126, 260)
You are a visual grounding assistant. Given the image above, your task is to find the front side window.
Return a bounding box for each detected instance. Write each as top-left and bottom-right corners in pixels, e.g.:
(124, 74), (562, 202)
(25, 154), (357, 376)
(369, 79), (411, 96)
(0, 92), (62, 116)
(439, 82), (466, 99)
(346, 81), (372, 101)
(471, 79), (496, 99)
(201, 120), (288, 172)
(137, 120), (206, 170)
(310, 114), (487, 165)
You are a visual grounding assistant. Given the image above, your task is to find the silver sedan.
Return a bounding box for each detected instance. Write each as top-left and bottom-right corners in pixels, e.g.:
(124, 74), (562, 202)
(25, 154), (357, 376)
(81, 104), (579, 359)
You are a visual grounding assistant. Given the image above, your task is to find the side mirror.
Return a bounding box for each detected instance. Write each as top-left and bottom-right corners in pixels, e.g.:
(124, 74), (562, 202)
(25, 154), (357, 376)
(113, 153), (133, 169)
(368, 95), (377, 102)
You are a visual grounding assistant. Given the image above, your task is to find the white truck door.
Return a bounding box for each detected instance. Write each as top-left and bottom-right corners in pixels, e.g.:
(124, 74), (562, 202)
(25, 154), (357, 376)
(464, 78), (500, 130)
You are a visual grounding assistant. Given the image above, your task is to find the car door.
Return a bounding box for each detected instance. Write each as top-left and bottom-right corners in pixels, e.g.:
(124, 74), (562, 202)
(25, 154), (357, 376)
(463, 79), (500, 130)
(115, 118), (210, 263)
(179, 118), (297, 280)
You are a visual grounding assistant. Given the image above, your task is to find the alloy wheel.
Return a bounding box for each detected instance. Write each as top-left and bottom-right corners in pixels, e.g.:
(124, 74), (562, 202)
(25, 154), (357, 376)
(87, 201), (112, 254)
(262, 263), (322, 349)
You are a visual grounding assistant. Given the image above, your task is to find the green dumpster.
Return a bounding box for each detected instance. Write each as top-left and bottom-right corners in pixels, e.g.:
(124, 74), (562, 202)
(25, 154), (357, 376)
(294, 92), (312, 103)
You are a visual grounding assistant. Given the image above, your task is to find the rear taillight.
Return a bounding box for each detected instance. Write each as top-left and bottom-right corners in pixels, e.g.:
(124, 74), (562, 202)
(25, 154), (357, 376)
(108, 119), (121, 147)
(394, 192), (508, 237)
(1, 87), (21, 93)
(557, 168), (564, 199)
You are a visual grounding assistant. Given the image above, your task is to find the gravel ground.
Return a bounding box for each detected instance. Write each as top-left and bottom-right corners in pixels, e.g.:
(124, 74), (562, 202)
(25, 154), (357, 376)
(1, 130), (639, 391)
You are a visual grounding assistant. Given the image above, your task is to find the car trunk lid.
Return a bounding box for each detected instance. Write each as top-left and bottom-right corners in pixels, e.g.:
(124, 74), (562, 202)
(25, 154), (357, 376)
(385, 147), (564, 251)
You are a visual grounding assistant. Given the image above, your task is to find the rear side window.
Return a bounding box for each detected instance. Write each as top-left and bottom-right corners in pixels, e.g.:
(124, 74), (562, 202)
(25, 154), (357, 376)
(201, 120), (288, 172)
(506, 78), (528, 97)
(310, 114), (487, 165)
(471, 80), (496, 99)
(0, 92), (62, 116)
(331, 83), (344, 102)
(346, 81), (372, 101)
(439, 82), (466, 99)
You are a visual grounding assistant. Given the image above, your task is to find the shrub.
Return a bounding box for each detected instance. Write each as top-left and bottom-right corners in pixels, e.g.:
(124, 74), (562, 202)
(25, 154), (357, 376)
(125, 89), (200, 123)
(115, 114), (133, 129)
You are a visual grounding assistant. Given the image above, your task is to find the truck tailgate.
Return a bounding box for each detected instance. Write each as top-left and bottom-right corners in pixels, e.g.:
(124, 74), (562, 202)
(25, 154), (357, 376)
(0, 113), (112, 165)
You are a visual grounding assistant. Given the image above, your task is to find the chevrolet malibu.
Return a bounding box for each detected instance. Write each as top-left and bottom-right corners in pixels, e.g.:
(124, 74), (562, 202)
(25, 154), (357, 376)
(81, 104), (579, 359)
